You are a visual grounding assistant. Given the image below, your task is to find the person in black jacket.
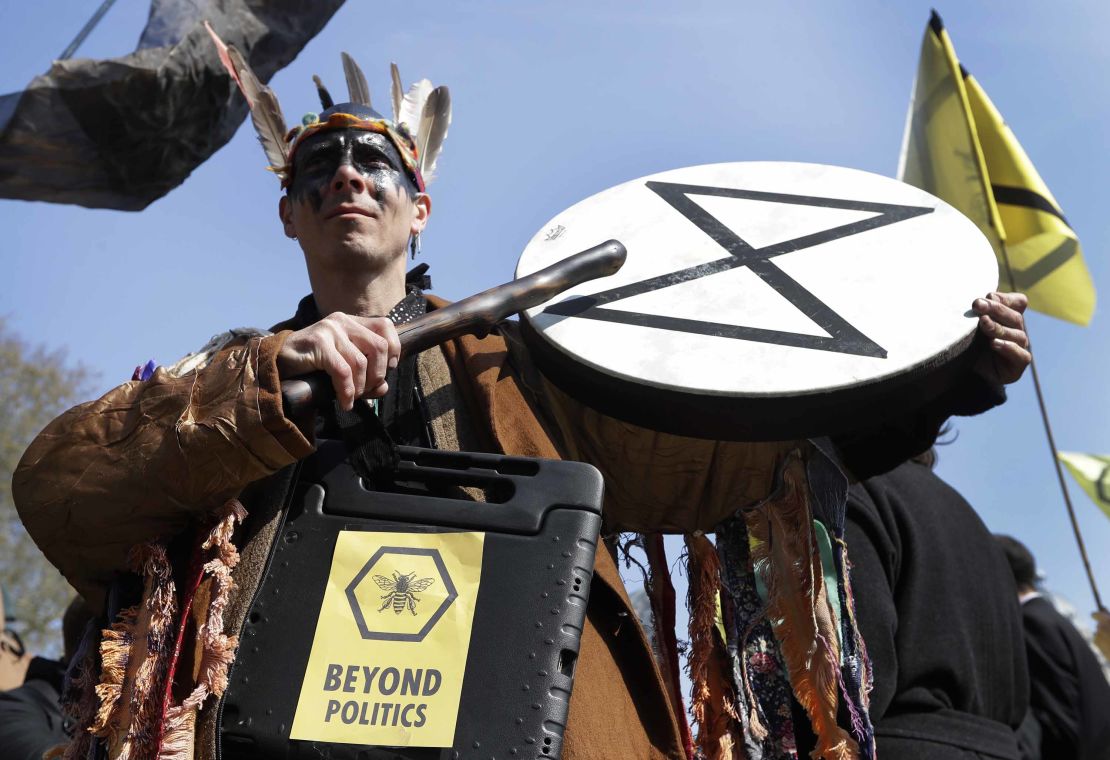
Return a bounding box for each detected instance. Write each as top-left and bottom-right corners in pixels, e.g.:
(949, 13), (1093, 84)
(841, 458), (1031, 759)
(0, 655), (68, 760)
(995, 534), (1110, 760)
(0, 598), (93, 760)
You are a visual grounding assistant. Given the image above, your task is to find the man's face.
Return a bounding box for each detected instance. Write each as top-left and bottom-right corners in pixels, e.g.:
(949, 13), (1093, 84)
(280, 129), (429, 271)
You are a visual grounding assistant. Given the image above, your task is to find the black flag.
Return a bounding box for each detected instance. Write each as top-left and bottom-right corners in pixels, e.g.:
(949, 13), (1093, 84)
(0, 0), (344, 211)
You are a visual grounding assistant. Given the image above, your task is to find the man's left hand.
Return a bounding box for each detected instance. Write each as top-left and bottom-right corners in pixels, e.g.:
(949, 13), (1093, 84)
(972, 291), (1031, 387)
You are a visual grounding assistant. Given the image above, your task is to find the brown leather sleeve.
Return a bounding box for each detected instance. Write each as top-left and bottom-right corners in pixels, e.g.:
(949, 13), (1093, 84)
(12, 332), (313, 609)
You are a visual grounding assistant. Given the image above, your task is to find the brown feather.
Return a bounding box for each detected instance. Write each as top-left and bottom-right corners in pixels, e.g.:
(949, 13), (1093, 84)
(341, 52), (372, 107)
(225, 46), (289, 174)
(207, 24), (290, 174)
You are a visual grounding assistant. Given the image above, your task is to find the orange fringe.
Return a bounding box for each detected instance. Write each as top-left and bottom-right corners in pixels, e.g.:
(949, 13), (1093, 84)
(705, 636), (742, 760)
(746, 455), (858, 760)
(86, 542), (179, 759)
(685, 533), (742, 760)
(51, 498), (247, 760)
(157, 706), (197, 760)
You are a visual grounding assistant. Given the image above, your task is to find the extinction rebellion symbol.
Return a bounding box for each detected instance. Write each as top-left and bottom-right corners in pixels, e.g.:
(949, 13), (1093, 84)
(345, 547), (457, 642)
(543, 181), (934, 358)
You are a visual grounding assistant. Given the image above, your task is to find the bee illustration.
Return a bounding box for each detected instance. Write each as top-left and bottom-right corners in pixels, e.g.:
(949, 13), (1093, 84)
(373, 571), (436, 615)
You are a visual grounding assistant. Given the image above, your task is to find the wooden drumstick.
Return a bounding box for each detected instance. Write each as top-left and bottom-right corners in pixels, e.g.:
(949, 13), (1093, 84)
(280, 239), (627, 416)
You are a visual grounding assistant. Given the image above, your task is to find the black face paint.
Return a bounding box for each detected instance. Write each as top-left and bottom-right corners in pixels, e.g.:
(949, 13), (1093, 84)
(288, 129), (415, 210)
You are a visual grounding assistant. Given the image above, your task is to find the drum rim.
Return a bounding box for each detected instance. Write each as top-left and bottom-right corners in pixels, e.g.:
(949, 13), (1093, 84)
(521, 317), (985, 442)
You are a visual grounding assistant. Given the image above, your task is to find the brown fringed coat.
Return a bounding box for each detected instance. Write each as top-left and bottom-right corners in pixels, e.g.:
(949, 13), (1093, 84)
(14, 298), (685, 760)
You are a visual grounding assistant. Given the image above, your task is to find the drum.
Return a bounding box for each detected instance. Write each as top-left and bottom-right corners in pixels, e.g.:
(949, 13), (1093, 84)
(516, 162), (998, 532)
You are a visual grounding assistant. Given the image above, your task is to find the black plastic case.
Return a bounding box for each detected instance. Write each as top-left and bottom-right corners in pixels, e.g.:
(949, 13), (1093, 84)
(218, 441), (603, 760)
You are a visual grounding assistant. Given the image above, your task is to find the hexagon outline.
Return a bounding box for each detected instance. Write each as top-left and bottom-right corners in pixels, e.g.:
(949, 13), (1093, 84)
(345, 546), (457, 642)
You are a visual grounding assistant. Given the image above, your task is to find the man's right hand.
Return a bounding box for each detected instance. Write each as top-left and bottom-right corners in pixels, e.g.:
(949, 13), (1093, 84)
(276, 313), (401, 410)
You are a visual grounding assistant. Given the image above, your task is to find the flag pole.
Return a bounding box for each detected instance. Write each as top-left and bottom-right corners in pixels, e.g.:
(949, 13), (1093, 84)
(59, 0), (119, 61)
(997, 248), (1106, 612)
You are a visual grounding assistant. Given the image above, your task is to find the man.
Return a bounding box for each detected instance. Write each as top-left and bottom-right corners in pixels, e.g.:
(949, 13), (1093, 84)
(13, 55), (683, 759)
(13, 45), (1037, 760)
(996, 534), (1110, 760)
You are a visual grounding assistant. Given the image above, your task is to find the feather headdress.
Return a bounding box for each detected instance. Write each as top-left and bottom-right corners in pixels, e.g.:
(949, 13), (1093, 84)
(206, 24), (451, 192)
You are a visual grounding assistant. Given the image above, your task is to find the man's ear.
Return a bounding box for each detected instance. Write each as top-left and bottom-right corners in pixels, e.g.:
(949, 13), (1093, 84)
(279, 195), (297, 238)
(411, 193), (432, 236)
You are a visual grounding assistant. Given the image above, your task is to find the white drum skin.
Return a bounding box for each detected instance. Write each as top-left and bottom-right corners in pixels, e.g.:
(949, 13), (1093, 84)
(517, 162), (998, 441)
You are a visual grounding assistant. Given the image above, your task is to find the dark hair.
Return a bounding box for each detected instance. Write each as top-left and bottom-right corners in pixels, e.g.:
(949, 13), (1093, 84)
(994, 534), (1037, 588)
(62, 596), (94, 664)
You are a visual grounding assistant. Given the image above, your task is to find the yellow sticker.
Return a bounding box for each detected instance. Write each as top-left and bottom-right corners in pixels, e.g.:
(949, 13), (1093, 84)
(290, 530), (485, 747)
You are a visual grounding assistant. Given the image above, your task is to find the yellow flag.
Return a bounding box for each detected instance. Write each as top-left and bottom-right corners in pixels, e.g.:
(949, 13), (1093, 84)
(1058, 452), (1110, 522)
(898, 11), (1095, 325)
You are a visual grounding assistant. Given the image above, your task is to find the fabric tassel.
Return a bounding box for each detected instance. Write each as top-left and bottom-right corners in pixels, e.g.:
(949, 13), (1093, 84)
(807, 446), (876, 759)
(155, 499), (246, 758)
(685, 533), (719, 734)
(645, 534), (695, 760)
(747, 455), (858, 760)
(704, 631), (743, 760)
(90, 605), (135, 740)
(718, 513), (797, 760)
(834, 538), (875, 758)
(83, 542), (179, 759)
(717, 588), (760, 756)
(685, 533), (741, 759)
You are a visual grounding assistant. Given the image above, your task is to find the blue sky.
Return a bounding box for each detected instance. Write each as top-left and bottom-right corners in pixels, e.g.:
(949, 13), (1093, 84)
(3, 1), (1109, 627)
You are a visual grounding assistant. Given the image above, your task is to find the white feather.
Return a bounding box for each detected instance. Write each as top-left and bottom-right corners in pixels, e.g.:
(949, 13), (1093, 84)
(398, 79), (433, 134)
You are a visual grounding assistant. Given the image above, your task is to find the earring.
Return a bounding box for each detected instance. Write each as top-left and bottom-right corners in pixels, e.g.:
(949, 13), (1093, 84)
(410, 232), (421, 260)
